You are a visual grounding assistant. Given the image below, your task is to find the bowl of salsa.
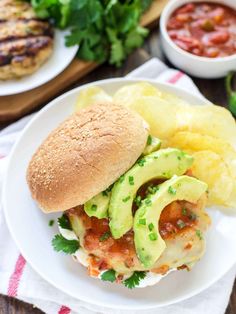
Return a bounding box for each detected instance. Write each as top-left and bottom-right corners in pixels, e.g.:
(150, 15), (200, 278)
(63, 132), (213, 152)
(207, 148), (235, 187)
(160, 0), (236, 78)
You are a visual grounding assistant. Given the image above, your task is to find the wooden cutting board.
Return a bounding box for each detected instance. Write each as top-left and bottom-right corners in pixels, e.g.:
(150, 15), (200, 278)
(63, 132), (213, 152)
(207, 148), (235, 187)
(0, 0), (168, 122)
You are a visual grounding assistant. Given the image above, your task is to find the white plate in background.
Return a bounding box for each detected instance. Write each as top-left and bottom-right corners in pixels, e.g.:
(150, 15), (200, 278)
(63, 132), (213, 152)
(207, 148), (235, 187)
(0, 30), (78, 96)
(3, 78), (236, 310)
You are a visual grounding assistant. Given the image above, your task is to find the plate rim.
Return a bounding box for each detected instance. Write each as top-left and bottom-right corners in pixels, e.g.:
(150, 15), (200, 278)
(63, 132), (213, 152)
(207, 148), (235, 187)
(3, 77), (236, 310)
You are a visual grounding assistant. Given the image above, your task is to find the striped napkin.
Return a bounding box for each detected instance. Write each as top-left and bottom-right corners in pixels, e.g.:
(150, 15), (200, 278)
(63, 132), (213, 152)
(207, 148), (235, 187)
(0, 58), (235, 314)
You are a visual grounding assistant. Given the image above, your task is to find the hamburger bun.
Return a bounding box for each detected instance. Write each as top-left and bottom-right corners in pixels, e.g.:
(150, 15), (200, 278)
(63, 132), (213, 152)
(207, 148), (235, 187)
(27, 103), (149, 213)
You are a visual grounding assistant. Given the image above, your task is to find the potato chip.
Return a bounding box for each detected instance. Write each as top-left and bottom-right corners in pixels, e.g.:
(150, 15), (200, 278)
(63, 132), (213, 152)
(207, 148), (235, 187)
(128, 96), (179, 139)
(113, 82), (162, 106)
(75, 86), (112, 112)
(165, 131), (236, 179)
(176, 105), (236, 146)
(114, 82), (236, 146)
(191, 151), (233, 206)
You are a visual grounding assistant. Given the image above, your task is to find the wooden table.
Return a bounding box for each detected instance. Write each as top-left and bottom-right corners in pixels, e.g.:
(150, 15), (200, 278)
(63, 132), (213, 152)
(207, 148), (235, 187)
(0, 28), (235, 314)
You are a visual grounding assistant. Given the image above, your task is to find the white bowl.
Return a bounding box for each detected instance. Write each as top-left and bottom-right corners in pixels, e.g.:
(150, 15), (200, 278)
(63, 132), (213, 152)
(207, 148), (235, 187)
(3, 78), (236, 310)
(160, 0), (236, 78)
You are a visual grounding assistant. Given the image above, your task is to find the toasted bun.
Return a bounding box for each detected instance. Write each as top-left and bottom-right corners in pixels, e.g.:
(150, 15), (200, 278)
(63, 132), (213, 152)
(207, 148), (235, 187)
(27, 103), (149, 213)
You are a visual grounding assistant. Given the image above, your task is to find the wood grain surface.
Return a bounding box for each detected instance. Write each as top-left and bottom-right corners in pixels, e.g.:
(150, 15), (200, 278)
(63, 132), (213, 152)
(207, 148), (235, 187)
(0, 29), (235, 314)
(0, 0), (168, 122)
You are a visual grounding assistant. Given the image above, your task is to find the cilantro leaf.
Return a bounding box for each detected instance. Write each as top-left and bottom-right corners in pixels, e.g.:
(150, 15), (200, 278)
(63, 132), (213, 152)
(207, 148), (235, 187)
(124, 25), (149, 53)
(52, 234), (79, 254)
(29, 0), (153, 66)
(141, 0), (153, 12)
(58, 214), (72, 230)
(110, 39), (125, 67)
(123, 271), (146, 289)
(101, 269), (116, 282)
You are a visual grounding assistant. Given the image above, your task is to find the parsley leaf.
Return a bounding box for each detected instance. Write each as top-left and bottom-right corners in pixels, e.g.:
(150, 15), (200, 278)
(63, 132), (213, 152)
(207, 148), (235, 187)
(58, 214), (72, 230)
(101, 269), (116, 282)
(123, 271), (146, 289)
(52, 234), (79, 254)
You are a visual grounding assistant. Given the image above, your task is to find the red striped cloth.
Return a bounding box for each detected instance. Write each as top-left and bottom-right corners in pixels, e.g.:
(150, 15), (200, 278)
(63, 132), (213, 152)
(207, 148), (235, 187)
(7, 254), (26, 297)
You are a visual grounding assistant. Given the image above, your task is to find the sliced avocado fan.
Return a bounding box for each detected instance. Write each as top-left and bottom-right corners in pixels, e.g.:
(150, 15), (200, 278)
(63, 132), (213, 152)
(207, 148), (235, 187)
(134, 175), (207, 268)
(109, 148), (194, 239)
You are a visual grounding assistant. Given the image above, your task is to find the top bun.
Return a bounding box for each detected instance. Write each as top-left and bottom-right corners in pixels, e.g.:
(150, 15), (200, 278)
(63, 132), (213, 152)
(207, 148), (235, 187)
(27, 103), (149, 213)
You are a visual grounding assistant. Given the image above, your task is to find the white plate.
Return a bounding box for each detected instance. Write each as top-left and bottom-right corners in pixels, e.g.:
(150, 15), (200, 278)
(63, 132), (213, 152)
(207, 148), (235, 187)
(0, 30), (78, 96)
(3, 78), (236, 310)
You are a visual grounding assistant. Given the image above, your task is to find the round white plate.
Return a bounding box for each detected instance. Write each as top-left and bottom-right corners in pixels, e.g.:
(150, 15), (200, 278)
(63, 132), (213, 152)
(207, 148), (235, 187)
(3, 78), (236, 310)
(0, 30), (78, 96)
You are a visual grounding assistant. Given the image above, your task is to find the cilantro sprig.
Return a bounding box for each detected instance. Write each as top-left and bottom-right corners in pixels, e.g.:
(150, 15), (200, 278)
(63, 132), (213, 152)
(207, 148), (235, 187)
(29, 0), (152, 66)
(52, 234), (80, 254)
(100, 269), (147, 288)
(123, 271), (147, 289)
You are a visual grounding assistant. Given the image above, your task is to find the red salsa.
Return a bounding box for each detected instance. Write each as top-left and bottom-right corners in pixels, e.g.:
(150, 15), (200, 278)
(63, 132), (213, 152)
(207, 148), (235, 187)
(68, 199), (198, 271)
(167, 2), (236, 58)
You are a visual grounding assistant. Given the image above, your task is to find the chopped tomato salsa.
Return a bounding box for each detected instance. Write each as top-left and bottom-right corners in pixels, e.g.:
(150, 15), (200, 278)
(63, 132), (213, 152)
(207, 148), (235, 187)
(69, 198), (199, 270)
(159, 200), (197, 239)
(167, 2), (236, 57)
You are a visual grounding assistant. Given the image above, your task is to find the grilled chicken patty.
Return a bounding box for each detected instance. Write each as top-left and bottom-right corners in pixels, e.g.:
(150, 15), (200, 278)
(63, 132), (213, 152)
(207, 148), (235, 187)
(0, 0), (54, 80)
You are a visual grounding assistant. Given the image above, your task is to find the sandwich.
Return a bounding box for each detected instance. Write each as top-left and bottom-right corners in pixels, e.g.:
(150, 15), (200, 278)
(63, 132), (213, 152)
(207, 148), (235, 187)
(27, 103), (210, 288)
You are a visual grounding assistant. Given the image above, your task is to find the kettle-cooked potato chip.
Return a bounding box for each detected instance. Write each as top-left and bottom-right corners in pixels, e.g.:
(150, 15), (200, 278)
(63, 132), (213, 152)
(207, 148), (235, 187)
(165, 131), (236, 179)
(75, 86), (112, 111)
(113, 82), (162, 106)
(114, 83), (236, 147)
(128, 96), (179, 139)
(191, 151), (234, 206)
(176, 105), (236, 146)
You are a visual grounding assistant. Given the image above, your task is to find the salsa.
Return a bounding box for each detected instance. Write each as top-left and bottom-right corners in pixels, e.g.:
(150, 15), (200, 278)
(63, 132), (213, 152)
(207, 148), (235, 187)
(69, 198), (199, 272)
(167, 2), (236, 58)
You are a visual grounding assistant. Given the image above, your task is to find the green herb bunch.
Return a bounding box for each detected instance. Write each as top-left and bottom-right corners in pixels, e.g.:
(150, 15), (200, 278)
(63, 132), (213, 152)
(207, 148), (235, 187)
(29, 0), (153, 66)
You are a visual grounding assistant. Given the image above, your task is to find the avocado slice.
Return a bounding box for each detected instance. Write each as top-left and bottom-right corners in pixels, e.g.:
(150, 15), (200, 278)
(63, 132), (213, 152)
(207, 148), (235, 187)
(143, 135), (161, 155)
(134, 175), (207, 267)
(84, 192), (110, 219)
(109, 148), (193, 239)
(67, 212), (86, 243)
